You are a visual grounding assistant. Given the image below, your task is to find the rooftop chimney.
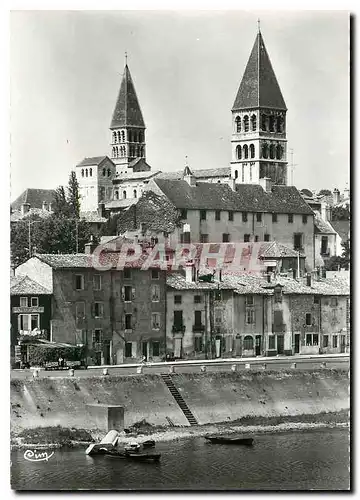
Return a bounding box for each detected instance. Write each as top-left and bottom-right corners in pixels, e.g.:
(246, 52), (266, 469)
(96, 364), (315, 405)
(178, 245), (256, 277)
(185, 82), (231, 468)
(333, 188), (340, 205)
(259, 177), (273, 193)
(183, 160), (196, 187)
(185, 263), (195, 283)
(21, 203), (30, 216)
(42, 200), (48, 211)
(84, 235), (97, 255)
(306, 273), (312, 287)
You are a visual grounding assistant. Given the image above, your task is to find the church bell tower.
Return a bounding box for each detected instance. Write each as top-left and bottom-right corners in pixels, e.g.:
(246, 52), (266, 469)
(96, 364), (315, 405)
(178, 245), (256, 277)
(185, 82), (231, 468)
(231, 27), (288, 186)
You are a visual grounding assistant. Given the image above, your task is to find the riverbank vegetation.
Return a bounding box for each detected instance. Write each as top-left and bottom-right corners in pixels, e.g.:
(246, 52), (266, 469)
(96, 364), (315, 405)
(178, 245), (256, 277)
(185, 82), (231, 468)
(11, 410), (349, 449)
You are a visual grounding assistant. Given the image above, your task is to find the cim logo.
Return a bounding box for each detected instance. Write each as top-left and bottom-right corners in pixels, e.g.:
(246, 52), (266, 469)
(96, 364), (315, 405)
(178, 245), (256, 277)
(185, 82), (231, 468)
(24, 449), (54, 463)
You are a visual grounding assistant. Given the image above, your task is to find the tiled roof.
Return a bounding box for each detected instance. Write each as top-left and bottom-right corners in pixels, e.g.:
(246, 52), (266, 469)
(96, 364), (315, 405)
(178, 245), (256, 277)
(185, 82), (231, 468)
(167, 272), (349, 296)
(80, 211), (107, 223)
(158, 167), (231, 181)
(116, 191), (181, 234)
(114, 170), (161, 183)
(232, 32), (287, 111)
(76, 156), (108, 167)
(314, 215), (336, 234)
(331, 220), (350, 242)
(270, 186), (314, 215)
(105, 199), (138, 210)
(10, 207), (52, 222)
(10, 275), (52, 295)
(110, 64), (145, 129)
(11, 189), (56, 211)
(259, 241), (305, 259)
(153, 179), (313, 214)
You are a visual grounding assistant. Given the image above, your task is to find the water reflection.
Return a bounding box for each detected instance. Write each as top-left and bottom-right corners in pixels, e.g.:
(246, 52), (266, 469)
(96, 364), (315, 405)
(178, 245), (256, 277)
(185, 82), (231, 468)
(11, 428), (349, 491)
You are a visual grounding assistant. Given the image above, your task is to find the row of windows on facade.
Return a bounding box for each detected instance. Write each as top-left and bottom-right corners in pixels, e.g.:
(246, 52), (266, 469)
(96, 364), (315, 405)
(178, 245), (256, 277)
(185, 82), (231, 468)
(181, 208), (308, 225)
(81, 167), (112, 178)
(235, 143), (284, 161)
(234, 114), (284, 134)
(74, 269), (160, 291)
(114, 188), (138, 200)
(76, 302), (162, 327)
(112, 130), (144, 144)
(112, 145), (145, 159)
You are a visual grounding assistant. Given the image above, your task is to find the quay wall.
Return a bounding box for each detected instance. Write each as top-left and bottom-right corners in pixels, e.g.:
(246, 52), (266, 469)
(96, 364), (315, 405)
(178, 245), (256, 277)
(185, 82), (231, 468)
(10, 370), (349, 432)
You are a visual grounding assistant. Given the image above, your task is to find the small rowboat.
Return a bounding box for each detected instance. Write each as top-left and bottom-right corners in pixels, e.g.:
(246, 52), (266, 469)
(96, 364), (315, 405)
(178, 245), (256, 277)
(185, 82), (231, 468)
(204, 434), (254, 446)
(103, 449), (161, 462)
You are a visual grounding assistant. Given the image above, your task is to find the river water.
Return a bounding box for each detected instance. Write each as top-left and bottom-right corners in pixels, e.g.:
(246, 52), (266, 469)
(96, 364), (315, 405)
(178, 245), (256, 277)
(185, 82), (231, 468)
(11, 428), (349, 491)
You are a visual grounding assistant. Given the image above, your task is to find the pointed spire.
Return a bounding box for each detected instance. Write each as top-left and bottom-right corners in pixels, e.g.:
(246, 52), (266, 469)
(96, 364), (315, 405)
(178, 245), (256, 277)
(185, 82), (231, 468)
(232, 31), (287, 111)
(183, 156), (193, 176)
(110, 63), (145, 129)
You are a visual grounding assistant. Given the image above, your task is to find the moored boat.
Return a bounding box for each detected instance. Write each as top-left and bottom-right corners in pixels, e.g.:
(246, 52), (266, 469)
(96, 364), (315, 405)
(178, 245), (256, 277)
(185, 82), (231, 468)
(204, 434), (254, 446)
(103, 449), (161, 462)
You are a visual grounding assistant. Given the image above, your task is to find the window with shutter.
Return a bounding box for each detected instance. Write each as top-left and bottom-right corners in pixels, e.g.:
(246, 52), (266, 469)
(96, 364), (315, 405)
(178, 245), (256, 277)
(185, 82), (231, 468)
(125, 314), (132, 330)
(152, 285), (160, 302)
(152, 313), (160, 329)
(121, 286), (125, 300)
(124, 286), (132, 302)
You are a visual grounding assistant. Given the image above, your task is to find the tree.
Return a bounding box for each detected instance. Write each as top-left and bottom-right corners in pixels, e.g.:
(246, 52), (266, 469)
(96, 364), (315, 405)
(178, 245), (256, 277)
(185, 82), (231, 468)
(300, 188), (313, 197)
(324, 239), (350, 271)
(318, 189), (332, 196)
(52, 186), (72, 218)
(331, 205), (350, 221)
(67, 171), (81, 219)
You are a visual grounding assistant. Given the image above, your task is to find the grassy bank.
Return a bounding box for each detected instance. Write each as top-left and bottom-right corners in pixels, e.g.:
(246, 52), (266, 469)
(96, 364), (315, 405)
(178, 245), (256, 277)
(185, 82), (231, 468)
(11, 409), (349, 449)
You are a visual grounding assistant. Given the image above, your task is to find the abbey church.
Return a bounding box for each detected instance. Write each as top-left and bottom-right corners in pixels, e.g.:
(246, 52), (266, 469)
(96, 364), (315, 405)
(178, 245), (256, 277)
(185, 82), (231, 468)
(75, 28), (289, 217)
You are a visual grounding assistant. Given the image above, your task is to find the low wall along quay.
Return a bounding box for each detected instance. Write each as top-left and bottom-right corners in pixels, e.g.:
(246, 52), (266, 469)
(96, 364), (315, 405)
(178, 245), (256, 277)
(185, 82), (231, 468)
(10, 369), (349, 433)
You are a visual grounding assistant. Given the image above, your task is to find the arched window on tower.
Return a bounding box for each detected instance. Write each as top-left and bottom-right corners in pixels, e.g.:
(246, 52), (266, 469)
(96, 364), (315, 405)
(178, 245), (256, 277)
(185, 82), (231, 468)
(139, 131), (143, 142)
(115, 191), (119, 200)
(128, 130), (132, 142)
(113, 132), (117, 144)
(107, 168), (111, 177)
(112, 147), (116, 158)
(85, 169), (88, 177)
(235, 116), (241, 133)
(243, 144), (249, 159)
(269, 116), (275, 132)
(81, 169), (84, 177)
(133, 131), (138, 142)
(141, 147), (144, 157)
(123, 190), (127, 199)
(117, 131), (121, 143)
(133, 189), (137, 198)
(262, 144), (269, 159)
(234, 170), (238, 179)
(103, 168), (106, 176)
(276, 144), (283, 160)
(121, 131), (125, 142)
(243, 115), (249, 132)
(249, 144), (255, 159)
(261, 114), (267, 131)
(277, 116), (283, 133)
(236, 145), (242, 160)
(251, 114), (257, 131)
(270, 144), (275, 159)
(89, 168), (92, 177)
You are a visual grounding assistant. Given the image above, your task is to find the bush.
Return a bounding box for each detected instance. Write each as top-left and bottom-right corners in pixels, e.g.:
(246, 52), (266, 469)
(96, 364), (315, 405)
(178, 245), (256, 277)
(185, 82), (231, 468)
(28, 345), (86, 366)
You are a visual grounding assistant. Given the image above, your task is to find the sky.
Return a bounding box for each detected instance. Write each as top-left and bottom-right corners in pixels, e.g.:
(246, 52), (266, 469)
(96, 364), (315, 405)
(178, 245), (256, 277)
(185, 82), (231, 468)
(10, 10), (350, 200)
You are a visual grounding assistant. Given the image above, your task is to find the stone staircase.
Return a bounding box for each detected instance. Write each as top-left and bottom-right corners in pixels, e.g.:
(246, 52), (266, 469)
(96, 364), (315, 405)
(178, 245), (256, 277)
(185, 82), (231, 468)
(161, 373), (198, 426)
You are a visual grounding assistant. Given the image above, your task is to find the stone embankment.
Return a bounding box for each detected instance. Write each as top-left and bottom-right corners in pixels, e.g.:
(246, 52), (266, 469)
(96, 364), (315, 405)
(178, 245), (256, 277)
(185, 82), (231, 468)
(11, 369), (349, 445)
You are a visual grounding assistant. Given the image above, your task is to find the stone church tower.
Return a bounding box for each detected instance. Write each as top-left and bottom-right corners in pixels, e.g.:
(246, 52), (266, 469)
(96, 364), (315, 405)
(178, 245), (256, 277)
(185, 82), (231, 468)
(110, 62), (148, 175)
(231, 29), (288, 186)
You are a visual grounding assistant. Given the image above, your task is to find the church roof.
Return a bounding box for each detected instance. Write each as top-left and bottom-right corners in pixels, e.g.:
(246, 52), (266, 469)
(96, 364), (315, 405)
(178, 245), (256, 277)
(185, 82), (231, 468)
(232, 31), (287, 111)
(76, 156), (110, 167)
(11, 188), (56, 211)
(110, 64), (145, 129)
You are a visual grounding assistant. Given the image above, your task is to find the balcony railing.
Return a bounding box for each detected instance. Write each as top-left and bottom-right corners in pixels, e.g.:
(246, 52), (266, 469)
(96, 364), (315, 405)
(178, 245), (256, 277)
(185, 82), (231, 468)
(172, 324), (185, 333)
(192, 324), (205, 333)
